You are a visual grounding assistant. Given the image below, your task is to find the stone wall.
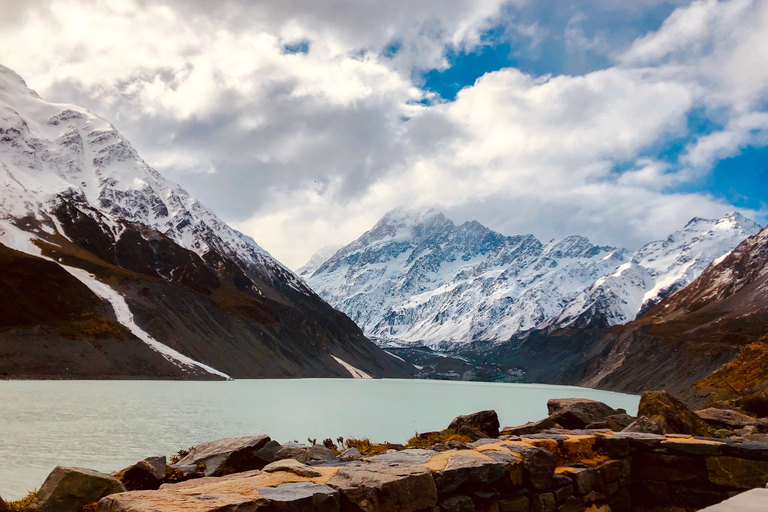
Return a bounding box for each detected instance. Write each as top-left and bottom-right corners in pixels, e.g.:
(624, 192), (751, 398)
(84, 429), (768, 512)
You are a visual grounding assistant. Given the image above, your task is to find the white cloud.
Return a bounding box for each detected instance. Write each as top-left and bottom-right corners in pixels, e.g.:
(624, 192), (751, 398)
(0, 0), (766, 269)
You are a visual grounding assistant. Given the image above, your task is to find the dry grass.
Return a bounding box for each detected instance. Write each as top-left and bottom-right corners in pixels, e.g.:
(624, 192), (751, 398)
(2, 492), (36, 512)
(405, 429), (473, 449)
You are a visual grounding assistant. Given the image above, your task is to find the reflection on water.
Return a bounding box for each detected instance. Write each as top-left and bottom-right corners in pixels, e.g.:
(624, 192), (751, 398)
(0, 379), (639, 499)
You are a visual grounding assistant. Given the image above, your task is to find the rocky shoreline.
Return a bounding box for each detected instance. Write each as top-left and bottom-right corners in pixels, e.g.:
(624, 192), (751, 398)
(3, 391), (768, 512)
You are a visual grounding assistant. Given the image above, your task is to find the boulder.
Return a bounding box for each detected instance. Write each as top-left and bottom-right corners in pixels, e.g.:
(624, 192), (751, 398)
(696, 408), (768, 432)
(503, 445), (556, 490)
(31, 466), (126, 512)
(432, 451), (508, 493)
(457, 425), (488, 442)
(96, 489), (268, 512)
(176, 434), (271, 476)
(546, 399), (617, 429)
(327, 462), (438, 512)
(622, 416), (662, 434)
(263, 459), (322, 478)
(637, 391), (713, 437)
(113, 456), (166, 491)
(307, 445), (336, 461)
(438, 494), (474, 512)
(338, 448), (361, 461)
(501, 418), (558, 436)
(706, 456), (768, 489)
(254, 440), (282, 465)
(448, 410), (501, 438)
(586, 413), (635, 431)
(257, 482), (339, 511)
(274, 443), (309, 464)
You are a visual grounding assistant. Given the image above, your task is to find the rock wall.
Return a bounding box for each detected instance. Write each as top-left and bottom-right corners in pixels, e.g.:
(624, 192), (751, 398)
(39, 430), (764, 512)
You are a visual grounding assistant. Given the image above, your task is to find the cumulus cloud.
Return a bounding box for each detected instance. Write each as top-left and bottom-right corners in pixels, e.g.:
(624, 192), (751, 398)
(0, 0), (766, 269)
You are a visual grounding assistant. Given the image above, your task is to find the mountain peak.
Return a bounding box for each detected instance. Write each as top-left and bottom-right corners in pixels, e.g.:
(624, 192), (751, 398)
(380, 207), (444, 227)
(0, 64), (41, 99)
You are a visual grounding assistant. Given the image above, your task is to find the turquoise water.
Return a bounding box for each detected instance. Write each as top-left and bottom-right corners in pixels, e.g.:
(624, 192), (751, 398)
(0, 379), (639, 500)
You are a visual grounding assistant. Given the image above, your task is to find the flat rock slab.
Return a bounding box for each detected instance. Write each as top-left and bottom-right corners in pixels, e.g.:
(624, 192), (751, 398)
(264, 459), (322, 478)
(697, 408), (768, 432)
(424, 450), (507, 493)
(257, 482), (339, 511)
(177, 435), (271, 476)
(32, 466), (126, 512)
(327, 462), (437, 512)
(97, 490), (269, 512)
(699, 488), (768, 512)
(366, 449), (437, 466)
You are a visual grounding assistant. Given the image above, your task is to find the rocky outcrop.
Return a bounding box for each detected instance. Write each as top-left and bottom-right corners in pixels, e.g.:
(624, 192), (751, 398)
(19, 396), (768, 512)
(637, 391), (714, 437)
(547, 399), (618, 429)
(113, 457), (166, 491)
(175, 434), (271, 476)
(448, 410), (501, 438)
(696, 408), (768, 433)
(31, 467), (126, 512)
(85, 428), (768, 512)
(622, 416), (662, 434)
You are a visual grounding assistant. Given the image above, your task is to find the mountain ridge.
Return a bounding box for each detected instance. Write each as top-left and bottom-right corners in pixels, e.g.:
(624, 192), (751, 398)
(0, 64), (413, 380)
(305, 208), (760, 351)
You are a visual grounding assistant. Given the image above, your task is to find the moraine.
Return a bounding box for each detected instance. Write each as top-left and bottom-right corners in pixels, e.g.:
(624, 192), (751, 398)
(0, 379), (639, 500)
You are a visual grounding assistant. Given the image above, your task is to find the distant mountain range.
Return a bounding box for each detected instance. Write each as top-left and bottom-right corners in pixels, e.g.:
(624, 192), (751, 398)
(303, 208), (760, 350)
(0, 64), (412, 380)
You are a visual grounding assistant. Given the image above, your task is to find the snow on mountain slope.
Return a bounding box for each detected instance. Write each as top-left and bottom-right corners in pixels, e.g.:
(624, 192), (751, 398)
(0, 64), (305, 297)
(0, 64), (415, 380)
(297, 244), (344, 276)
(306, 208), (630, 349)
(551, 212), (761, 329)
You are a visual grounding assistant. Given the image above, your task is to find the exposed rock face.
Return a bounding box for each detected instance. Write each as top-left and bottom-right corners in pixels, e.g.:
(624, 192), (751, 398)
(33, 420), (768, 512)
(637, 391), (713, 437)
(696, 408), (768, 432)
(263, 459), (322, 478)
(113, 456), (166, 491)
(176, 435), (271, 476)
(622, 416), (662, 435)
(547, 399), (618, 430)
(256, 482), (339, 511)
(327, 461), (438, 511)
(31, 466), (126, 512)
(448, 410), (501, 438)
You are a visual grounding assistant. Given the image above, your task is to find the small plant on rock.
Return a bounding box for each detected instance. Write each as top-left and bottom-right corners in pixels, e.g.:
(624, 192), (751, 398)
(3, 491), (36, 512)
(169, 447), (193, 464)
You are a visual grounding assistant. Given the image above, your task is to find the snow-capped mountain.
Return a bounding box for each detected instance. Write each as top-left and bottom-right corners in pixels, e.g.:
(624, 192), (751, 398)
(306, 208), (630, 349)
(297, 244), (343, 276)
(551, 212), (761, 329)
(0, 64), (412, 380)
(306, 208), (760, 350)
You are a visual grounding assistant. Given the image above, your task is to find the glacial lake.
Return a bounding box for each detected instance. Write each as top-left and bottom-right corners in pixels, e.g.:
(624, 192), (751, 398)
(0, 379), (639, 500)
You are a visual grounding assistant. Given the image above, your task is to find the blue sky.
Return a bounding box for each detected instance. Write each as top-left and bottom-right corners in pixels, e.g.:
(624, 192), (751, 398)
(2, 0), (766, 267)
(420, 2), (767, 220)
